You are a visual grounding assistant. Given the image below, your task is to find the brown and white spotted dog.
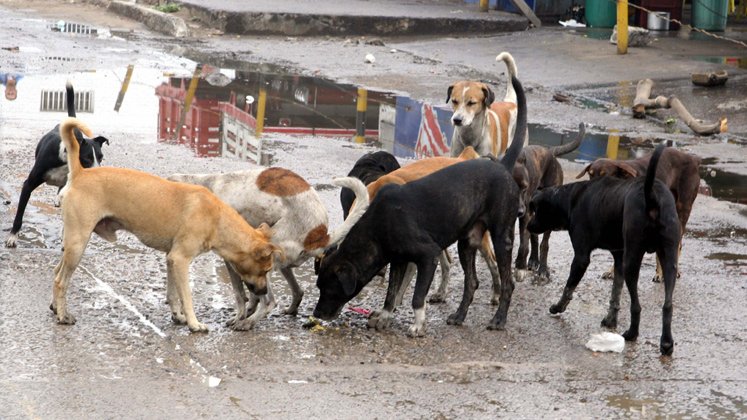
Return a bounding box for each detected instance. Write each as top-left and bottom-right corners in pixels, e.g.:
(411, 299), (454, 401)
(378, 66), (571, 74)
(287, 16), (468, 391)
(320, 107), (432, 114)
(448, 51), (525, 158)
(169, 168), (369, 330)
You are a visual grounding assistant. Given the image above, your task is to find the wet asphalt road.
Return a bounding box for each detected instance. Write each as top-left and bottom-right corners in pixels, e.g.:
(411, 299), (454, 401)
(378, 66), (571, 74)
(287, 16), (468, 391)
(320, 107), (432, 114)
(1, 3), (747, 418)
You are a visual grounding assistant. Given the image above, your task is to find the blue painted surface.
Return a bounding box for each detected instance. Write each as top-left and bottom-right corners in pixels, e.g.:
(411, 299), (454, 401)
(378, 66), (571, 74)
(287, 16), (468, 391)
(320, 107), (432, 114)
(393, 96), (454, 159)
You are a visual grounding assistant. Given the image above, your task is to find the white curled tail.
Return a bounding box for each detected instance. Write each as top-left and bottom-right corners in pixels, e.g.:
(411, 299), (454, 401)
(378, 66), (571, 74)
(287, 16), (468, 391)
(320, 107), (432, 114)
(327, 176), (369, 247)
(495, 52), (518, 104)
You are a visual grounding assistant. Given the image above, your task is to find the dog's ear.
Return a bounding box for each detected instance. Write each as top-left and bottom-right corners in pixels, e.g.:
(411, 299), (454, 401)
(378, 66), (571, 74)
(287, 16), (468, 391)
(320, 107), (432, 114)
(612, 162), (639, 179)
(94, 136), (110, 146)
(446, 85), (454, 103)
(482, 85), (495, 108)
(575, 164), (592, 179)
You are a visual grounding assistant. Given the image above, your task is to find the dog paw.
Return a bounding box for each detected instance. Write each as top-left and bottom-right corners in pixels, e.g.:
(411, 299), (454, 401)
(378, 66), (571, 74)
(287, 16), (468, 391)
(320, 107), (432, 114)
(188, 322), (209, 333)
(171, 312), (187, 325)
(57, 312), (76, 325)
(549, 303), (565, 314)
(527, 259), (540, 272)
(367, 310), (393, 330)
(600, 315), (618, 329)
(407, 323), (426, 337)
(4, 234), (18, 248)
(231, 318), (257, 331)
(446, 312), (465, 326)
(622, 328), (638, 342)
(660, 339), (674, 356)
(514, 269), (530, 283)
(651, 274), (663, 283)
(428, 292), (446, 304)
(486, 320), (505, 331)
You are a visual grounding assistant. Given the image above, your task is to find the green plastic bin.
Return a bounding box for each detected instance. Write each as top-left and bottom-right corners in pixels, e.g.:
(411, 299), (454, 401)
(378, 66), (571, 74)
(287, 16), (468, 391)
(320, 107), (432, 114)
(585, 0), (617, 28)
(692, 0), (729, 31)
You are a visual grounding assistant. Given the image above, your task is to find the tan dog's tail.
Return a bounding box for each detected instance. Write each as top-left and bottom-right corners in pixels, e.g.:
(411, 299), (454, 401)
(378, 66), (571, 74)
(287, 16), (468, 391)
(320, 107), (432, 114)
(60, 117), (93, 181)
(495, 52), (518, 104)
(327, 176), (369, 248)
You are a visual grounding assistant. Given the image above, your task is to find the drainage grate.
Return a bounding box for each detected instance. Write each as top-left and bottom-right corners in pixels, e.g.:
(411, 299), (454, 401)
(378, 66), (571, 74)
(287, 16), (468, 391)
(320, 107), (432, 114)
(50, 21), (98, 36)
(40, 90), (94, 113)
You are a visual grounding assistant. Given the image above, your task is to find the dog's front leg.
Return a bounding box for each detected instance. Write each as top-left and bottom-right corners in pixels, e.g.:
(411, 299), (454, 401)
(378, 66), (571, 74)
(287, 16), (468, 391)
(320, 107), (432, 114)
(5, 176), (43, 248)
(408, 258), (437, 337)
(368, 262), (408, 331)
(549, 252), (591, 315)
(232, 283), (276, 331)
(279, 266), (304, 316)
(447, 239), (478, 326)
(166, 262), (187, 325)
(224, 261), (247, 327)
(167, 252), (208, 332)
(601, 251), (624, 329)
(535, 231), (552, 280)
(428, 251), (451, 303)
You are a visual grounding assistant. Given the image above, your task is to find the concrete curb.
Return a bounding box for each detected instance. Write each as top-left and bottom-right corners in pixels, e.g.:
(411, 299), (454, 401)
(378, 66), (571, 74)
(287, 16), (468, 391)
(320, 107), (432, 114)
(178, 2), (528, 37)
(107, 1), (190, 37)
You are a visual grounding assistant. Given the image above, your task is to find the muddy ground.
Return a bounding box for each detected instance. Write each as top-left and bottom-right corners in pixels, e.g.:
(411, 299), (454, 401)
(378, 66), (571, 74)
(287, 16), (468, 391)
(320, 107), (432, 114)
(1, 1), (747, 418)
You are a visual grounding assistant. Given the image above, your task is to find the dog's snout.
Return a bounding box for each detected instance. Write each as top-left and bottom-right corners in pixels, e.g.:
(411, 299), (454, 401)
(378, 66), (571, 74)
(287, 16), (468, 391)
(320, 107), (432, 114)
(452, 116), (463, 126)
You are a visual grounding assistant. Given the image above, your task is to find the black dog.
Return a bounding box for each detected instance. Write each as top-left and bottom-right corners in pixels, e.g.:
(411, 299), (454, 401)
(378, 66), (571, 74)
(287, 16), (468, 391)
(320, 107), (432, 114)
(340, 150), (400, 219)
(5, 81), (109, 248)
(512, 122), (585, 281)
(313, 75), (527, 336)
(527, 144), (680, 355)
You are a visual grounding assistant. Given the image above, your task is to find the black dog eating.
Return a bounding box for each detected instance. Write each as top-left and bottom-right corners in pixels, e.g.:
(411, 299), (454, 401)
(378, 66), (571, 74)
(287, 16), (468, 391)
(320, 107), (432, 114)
(313, 75), (527, 336)
(5, 81), (109, 248)
(340, 150), (400, 219)
(527, 143), (680, 355)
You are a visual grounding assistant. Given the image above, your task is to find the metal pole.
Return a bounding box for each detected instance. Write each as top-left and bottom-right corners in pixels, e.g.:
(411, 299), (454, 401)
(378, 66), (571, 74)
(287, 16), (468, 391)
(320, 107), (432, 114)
(255, 75), (268, 137)
(354, 88), (367, 144)
(173, 63), (202, 142)
(114, 64), (134, 112)
(617, 0), (628, 55)
(479, 0), (489, 12)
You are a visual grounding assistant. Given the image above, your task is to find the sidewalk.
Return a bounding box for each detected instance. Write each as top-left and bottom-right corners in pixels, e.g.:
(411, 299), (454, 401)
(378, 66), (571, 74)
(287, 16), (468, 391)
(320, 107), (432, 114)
(109, 0), (529, 37)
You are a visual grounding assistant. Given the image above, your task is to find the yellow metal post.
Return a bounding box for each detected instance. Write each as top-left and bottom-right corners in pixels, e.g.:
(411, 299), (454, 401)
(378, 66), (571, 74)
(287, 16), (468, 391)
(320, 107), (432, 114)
(606, 131), (620, 160)
(114, 64), (134, 112)
(617, 0), (628, 55)
(354, 88), (368, 144)
(479, 0), (489, 12)
(173, 63), (202, 142)
(255, 83), (268, 137)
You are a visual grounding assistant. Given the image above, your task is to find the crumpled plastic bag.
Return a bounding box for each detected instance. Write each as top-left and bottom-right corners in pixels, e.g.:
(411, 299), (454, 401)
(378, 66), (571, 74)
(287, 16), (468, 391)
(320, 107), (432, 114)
(585, 332), (625, 353)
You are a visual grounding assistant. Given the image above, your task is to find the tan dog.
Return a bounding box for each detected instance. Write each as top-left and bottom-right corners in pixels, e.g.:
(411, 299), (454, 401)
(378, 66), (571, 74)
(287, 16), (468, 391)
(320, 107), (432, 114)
(51, 117), (279, 332)
(448, 52), (523, 158)
(364, 146), (501, 305)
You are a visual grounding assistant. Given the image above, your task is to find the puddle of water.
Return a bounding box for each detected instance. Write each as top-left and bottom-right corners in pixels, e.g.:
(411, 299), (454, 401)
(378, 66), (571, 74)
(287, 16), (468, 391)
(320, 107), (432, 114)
(705, 252), (747, 267)
(693, 55), (747, 69)
(700, 165), (747, 205)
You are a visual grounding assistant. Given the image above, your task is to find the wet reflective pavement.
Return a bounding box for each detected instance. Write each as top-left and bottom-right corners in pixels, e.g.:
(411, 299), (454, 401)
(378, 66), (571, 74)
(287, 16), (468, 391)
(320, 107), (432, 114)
(1, 7), (747, 418)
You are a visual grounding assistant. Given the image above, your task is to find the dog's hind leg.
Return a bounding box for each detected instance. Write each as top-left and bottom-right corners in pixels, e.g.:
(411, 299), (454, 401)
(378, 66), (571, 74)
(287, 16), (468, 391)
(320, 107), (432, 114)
(52, 230), (92, 324)
(534, 231), (552, 280)
(428, 251), (451, 303)
(514, 215), (531, 271)
(279, 266), (303, 316)
(658, 242), (678, 356)
(166, 252), (208, 332)
(549, 250), (591, 315)
(408, 258), (437, 337)
(446, 239), (478, 326)
(601, 251), (624, 329)
(166, 262), (187, 325)
(369, 261), (408, 331)
(488, 226), (515, 330)
(621, 248), (645, 343)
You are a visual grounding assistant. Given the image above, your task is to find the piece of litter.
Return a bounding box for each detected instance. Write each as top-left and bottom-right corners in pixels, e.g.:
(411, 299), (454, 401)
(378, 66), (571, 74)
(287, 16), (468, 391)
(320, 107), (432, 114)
(310, 324), (326, 333)
(559, 19), (586, 28)
(288, 379), (308, 384)
(585, 332), (625, 353)
(348, 306), (371, 316)
(364, 53), (376, 64)
(302, 316), (321, 329)
(155, 357), (164, 364)
(208, 376), (221, 387)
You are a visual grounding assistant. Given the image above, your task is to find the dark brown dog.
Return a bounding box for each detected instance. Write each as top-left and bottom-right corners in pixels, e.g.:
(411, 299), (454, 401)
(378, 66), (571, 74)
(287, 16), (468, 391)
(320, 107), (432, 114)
(576, 147), (700, 281)
(512, 123), (585, 281)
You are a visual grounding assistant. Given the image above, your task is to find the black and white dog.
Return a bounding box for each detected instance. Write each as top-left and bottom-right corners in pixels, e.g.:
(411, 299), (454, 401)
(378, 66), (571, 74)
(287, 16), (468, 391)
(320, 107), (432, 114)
(340, 150), (400, 219)
(313, 75), (527, 337)
(5, 81), (110, 248)
(527, 143), (680, 355)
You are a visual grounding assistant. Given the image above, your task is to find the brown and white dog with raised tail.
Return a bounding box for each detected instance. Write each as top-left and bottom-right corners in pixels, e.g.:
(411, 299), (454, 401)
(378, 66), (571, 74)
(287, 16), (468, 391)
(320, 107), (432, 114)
(448, 51), (525, 158)
(52, 118), (280, 332)
(168, 168), (369, 330)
